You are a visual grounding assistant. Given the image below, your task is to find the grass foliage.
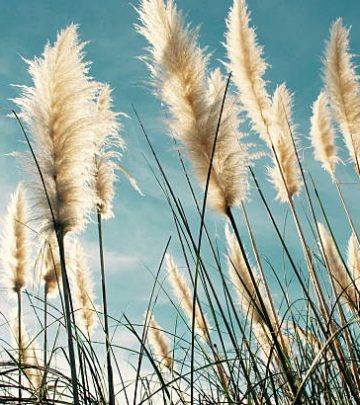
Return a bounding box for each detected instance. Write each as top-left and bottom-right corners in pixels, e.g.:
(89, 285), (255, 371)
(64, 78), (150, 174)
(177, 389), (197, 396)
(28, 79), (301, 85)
(1, 0), (360, 404)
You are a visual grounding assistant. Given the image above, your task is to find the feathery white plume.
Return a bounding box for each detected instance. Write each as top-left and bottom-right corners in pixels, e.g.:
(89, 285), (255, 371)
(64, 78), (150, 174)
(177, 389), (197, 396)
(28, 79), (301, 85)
(204, 69), (251, 212)
(310, 92), (338, 176)
(93, 84), (124, 219)
(13, 24), (99, 234)
(324, 18), (360, 172)
(10, 315), (42, 391)
(42, 233), (61, 297)
(137, 0), (250, 214)
(1, 184), (29, 294)
(225, 225), (290, 358)
(268, 84), (301, 202)
(148, 314), (174, 370)
(225, 0), (271, 142)
(319, 223), (359, 310)
(347, 233), (360, 298)
(225, 225), (265, 325)
(71, 242), (97, 336)
(166, 253), (210, 342)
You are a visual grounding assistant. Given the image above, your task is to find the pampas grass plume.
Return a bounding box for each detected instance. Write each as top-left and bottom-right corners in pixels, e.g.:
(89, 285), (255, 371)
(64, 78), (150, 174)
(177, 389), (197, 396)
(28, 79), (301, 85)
(71, 242), (97, 336)
(319, 223), (359, 310)
(10, 315), (42, 391)
(13, 24), (98, 235)
(268, 84), (301, 202)
(324, 18), (360, 172)
(225, 225), (264, 325)
(166, 253), (210, 342)
(347, 233), (360, 299)
(94, 83), (124, 219)
(310, 92), (338, 176)
(225, 225), (290, 358)
(137, 0), (250, 214)
(148, 314), (174, 370)
(1, 184), (29, 294)
(204, 68), (251, 212)
(42, 233), (61, 297)
(225, 0), (271, 142)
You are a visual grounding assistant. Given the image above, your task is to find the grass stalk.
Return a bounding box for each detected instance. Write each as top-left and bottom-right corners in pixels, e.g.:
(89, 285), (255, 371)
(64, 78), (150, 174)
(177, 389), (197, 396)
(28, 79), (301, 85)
(133, 236), (171, 404)
(138, 108), (268, 403)
(334, 179), (360, 245)
(13, 109), (81, 401)
(43, 286), (48, 401)
(56, 228), (80, 404)
(250, 167), (360, 403)
(17, 290), (22, 405)
(96, 209), (115, 405)
(190, 73), (232, 404)
(240, 202), (290, 359)
(226, 206), (301, 403)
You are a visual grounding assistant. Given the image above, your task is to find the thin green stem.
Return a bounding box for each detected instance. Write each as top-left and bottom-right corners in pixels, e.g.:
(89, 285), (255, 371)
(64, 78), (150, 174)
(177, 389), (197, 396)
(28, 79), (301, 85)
(334, 179), (360, 245)
(190, 73), (232, 404)
(226, 207), (301, 404)
(97, 210), (115, 405)
(17, 290), (22, 405)
(43, 287), (48, 400)
(56, 229), (79, 404)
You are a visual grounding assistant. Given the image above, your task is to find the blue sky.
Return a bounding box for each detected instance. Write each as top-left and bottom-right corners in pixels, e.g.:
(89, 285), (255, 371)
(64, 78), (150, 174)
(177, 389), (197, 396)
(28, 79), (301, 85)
(1, 0), (360, 329)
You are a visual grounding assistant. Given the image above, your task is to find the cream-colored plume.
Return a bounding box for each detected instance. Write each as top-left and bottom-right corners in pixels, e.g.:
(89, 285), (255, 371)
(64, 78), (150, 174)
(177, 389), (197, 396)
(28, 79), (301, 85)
(71, 242), (97, 336)
(225, 225), (266, 325)
(268, 84), (301, 202)
(42, 233), (61, 297)
(287, 321), (324, 356)
(310, 92), (338, 176)
(10, 315), (42, 391)
(203, 69), (251, 212)
(165, 253), (210, 342)
(347, 233), (360, 301)
(1, 184), (29, 294)
(93, 84), (124, 219)
(324, 19), (360, 172)
(137, 0), (250, 214)
(318, 223), (359, 310)
(225, 0), (271, 142)
(13, 24), (99, 235)
(225, 225), (290, 359)
(147, 314), (174, 370)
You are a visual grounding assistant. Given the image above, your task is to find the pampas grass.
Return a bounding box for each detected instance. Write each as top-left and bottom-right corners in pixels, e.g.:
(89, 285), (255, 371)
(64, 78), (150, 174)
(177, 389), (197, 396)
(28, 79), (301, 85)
(225, 226), (290, 360)
(71, 242), (97, 337)
(93, 83), (124, 220)
(225, 0), (271, 142)
(92, 83), (122, 404)
(137, 0), (250, 214)
(268, 84), (301, 202)
(318, 223), (359, 311)
(10, 315), (42, 394)
(204, 68), (251, 212)
(347, 233), (360, 306)
(2, 1), (360, 404)
(1, 183), (29, 294)
(225, 225), (266, 326)
(13, 24), (98, 235)
(147, 315), (174, 371)
(310, 92), (338, 177)
(324, 18), (360, 174)
(1, 184), (30, 403)
(166, 253), (210, 342)
(12, 24), (101, 403)
(42, 233), (61, 297)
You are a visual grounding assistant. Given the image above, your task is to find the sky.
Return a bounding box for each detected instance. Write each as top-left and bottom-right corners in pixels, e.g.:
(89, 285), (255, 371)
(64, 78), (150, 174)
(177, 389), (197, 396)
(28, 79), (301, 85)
(0, 0), (360, 353)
